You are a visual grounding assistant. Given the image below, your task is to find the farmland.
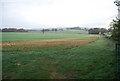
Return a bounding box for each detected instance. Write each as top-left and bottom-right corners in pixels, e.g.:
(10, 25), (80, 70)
(2, 30), (115, 79)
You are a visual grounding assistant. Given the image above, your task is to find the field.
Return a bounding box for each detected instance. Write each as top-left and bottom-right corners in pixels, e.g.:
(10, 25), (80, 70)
(2, 30), (115, 79)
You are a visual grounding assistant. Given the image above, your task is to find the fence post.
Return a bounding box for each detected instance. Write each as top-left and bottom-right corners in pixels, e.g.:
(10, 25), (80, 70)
(115, 43), (120, 79)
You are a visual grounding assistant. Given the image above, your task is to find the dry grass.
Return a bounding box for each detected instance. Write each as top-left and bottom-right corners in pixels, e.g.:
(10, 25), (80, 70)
(2, 37), (98, 51)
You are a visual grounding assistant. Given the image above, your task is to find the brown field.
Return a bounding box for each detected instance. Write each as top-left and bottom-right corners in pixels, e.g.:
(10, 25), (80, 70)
(2, 37), (98, 52)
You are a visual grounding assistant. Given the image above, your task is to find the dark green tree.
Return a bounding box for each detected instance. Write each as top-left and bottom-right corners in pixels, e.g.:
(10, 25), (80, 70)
(41, 29), (45, 34)
(110, 19), (120, 41)
(88, 28), (107, 34)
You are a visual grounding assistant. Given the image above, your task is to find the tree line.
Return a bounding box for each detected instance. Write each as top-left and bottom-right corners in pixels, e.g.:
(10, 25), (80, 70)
(1, 28), (28, 32)
(88, 28), (107, 34)
(88, 18), (120, 41)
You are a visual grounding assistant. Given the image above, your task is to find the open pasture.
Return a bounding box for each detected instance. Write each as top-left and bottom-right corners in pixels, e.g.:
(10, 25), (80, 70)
(2, 30), (115, 79)
(2, 30), (93, 42)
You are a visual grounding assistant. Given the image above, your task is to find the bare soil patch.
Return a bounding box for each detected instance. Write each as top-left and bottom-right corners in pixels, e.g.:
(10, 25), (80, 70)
(2, 38), (96, 47)
(2, 37), (98, 51)
(2, 38), (77, 46)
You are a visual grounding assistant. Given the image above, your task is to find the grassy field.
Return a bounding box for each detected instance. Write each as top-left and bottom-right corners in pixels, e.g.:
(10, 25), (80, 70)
(2, 30), (116, 79)
(2, 30), (89, 42)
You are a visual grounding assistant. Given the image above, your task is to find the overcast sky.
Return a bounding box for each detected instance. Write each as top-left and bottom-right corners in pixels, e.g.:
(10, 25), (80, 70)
(0, 0), (118, 29)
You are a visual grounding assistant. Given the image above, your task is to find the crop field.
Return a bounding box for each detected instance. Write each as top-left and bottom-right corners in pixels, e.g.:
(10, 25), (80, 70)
(2, 30), (115, 79)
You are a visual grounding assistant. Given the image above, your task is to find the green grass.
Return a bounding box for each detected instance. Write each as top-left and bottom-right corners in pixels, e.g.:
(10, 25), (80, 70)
(2, 30), (116, 79)
(2, 30), (89, 42)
